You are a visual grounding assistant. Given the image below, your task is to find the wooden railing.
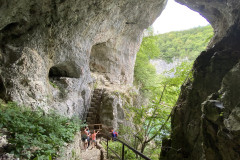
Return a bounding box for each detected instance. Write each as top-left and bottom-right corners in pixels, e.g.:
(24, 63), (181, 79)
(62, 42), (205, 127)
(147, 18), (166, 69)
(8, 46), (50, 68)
(101, 135), (151, 160)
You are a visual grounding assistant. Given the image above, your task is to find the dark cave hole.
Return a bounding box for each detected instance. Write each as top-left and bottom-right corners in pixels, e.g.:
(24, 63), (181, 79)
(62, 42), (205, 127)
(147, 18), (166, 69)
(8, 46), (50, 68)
(49, 63), (81, 79)
(49, 66), (70, 78)
(0, 77), (6, 99)
(1, 22), (19, 32)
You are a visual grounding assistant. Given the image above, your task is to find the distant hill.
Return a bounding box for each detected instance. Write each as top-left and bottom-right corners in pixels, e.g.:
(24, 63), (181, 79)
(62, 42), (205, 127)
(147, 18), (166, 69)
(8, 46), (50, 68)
(142, 25), (214, 62)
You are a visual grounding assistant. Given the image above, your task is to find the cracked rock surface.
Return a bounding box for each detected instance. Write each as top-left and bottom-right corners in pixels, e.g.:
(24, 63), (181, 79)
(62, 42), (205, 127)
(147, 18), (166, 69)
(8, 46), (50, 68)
(0, 0), (166, 118)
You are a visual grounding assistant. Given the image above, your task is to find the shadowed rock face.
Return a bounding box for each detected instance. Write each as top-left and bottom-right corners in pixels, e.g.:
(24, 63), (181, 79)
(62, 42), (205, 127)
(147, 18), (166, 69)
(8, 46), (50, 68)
(161, 0), (240, 159)
(0, 0), (166, 117)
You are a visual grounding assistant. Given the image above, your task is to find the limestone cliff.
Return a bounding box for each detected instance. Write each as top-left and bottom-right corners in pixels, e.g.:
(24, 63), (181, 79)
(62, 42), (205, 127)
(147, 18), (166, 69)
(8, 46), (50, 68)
(0, 0), (166, 118)
(161, 0), (240, 159)
(2, 0), (240, 159)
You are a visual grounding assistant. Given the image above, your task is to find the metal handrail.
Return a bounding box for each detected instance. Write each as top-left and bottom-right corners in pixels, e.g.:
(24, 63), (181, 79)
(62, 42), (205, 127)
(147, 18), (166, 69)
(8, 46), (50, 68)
(102, 134), (152, 160)
(117, 138), (151, 160)
(102, 140), (121, 160)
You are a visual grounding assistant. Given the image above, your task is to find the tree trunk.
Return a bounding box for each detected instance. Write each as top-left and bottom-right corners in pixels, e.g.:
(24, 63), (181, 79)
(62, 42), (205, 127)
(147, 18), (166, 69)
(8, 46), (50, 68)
(141, 141), (147, 154)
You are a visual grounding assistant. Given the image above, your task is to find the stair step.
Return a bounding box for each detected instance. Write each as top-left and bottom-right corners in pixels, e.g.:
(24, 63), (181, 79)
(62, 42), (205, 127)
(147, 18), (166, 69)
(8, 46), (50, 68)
(86, 120), (96, 124)
(89, 107), (96, 112)
(94, 89), (102, 92)
(92, 97), (98, 101)
(87, 120), (95, 125)
(90, 102), (95, 106)
(87, 115), (96, 120)
(94, 95), (101, 99)
(87, 112), (94, 117)
(86, 117), (92, 121)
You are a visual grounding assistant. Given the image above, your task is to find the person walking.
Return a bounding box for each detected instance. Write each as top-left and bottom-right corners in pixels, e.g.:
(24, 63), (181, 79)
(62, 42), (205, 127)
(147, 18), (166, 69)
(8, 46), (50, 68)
(86, 128), (91, 149)
(82, 127), (89, 150)
(91, 130), (99, 149)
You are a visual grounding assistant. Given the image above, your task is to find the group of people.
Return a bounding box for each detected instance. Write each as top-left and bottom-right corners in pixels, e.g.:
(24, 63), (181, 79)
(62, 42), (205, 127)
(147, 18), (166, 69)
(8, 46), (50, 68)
(82, 126), (119, 150)
(82, 127), (99, 150)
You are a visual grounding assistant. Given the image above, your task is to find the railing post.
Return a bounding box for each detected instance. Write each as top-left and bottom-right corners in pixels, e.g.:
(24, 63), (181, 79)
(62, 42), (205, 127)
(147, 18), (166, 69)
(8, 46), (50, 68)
(122, 144), (125, 160)
(107, 138), (109, 159)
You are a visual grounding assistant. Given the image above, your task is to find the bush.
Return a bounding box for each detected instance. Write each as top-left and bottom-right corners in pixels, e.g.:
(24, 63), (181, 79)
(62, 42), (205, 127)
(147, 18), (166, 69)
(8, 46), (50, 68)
(0, 101), (84, 160)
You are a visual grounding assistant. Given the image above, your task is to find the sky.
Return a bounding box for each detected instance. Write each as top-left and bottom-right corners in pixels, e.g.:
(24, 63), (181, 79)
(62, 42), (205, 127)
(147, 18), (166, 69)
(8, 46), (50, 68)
(152, 0), (209, 34)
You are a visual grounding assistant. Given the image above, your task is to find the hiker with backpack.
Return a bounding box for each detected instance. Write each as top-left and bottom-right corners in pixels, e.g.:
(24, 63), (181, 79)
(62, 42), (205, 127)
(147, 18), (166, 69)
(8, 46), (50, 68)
(110, 129), (118, 141)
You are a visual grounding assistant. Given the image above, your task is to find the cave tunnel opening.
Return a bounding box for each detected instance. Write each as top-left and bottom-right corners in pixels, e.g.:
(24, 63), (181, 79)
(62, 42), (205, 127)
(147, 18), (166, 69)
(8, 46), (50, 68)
(49, 66), (69, 78)
(0, 76), (6, 100)
(49, 62), (81, 79)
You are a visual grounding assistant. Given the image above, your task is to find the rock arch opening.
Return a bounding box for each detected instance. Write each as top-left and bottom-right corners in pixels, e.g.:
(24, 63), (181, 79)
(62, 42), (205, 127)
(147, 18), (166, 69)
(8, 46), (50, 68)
(89, 42), (113, 86)
(90, 43), (108, 74)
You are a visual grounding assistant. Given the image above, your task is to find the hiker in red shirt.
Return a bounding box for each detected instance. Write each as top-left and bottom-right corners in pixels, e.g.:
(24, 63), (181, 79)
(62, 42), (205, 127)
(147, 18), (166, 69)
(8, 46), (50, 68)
(91, 130), (99, 149)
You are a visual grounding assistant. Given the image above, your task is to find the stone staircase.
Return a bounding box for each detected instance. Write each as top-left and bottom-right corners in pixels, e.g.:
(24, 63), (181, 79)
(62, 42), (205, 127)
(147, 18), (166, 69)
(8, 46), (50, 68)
(86, 89), (104, 131)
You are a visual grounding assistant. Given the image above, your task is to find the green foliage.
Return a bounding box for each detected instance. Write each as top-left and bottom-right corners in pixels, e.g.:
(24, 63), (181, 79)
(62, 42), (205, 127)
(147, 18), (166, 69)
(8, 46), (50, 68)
(0, 102), (83, 160)
(153, 25), (213, 62)
(49, 81), (58, 89)
(155, 61), (194, 106)
(131, 26), (211, 158)
(134, 36), (159, 89)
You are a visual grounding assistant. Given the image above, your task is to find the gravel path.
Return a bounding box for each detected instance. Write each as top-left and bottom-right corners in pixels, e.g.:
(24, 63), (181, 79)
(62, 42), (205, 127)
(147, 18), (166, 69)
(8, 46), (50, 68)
(81, 147), (101, 160)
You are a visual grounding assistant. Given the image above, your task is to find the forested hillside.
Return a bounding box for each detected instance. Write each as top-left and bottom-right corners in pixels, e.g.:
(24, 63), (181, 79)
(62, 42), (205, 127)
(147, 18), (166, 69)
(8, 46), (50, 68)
(139, 25), (213, 62)
(135, 25), (213, 88)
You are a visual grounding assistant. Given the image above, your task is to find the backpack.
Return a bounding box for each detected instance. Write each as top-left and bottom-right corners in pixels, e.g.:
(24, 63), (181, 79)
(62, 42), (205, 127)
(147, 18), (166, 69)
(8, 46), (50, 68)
(113, 131), (118, 137)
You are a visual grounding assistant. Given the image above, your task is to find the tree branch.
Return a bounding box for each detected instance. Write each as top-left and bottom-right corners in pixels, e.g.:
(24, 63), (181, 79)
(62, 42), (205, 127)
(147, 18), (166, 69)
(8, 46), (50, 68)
(146, 84), (167, 137)
(145, 112), (171, 143)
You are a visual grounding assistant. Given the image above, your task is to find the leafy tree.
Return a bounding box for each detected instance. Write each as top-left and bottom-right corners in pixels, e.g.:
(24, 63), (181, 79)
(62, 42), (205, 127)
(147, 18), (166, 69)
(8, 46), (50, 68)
(131, 25), (210, 159)
(131, 61), (193, 157)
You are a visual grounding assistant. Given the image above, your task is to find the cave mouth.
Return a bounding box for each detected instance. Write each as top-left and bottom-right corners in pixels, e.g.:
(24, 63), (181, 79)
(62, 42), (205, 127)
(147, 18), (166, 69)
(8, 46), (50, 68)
(152, 0), (210, 35)
(49, 62), (81, 79)
(0, 76), (6, 100)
